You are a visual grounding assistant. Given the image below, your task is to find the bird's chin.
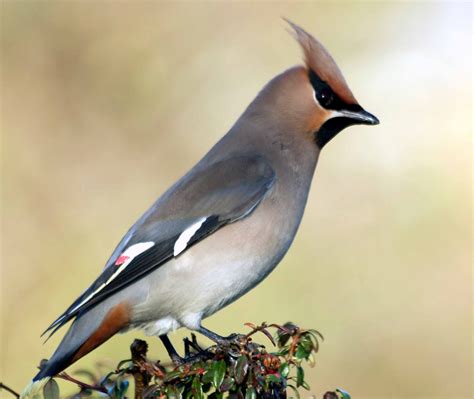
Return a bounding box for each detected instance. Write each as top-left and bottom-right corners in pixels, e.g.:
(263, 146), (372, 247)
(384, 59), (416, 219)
(314, 117), (360, 149)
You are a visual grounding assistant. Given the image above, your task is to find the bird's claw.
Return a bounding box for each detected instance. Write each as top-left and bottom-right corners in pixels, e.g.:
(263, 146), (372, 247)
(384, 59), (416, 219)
(217, 333), (248, 347)
(172, 349), (213, 367)
(173, 334), (214, 366)
(184, 333), (206, 356)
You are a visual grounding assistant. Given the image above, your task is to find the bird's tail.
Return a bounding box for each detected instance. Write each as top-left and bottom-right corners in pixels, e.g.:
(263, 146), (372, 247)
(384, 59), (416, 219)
(19, 315), (95, 398)
(20, 377), (51, 399)
(20, 301), (130, 398)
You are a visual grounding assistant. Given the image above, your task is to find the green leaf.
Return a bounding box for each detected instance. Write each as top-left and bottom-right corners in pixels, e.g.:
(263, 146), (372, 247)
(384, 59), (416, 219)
(308, 333), (320, 353)
(219, 376), (235, 393)
(191, 376), (204, 399)
(108, 379), (129, 399)
(276, 326), (292, 347)
(107, 386), (116, 398)
(301, 381), (310, 391)
(212, 359), (227, 389)
(185, 386), (194, 399)
(43, 379), (60, 399)
(273, 347), (290, 356)
(296, 366), (304, 387)
(234, 355), (249, 385)
(260, 328), (276, 346)
(117, 380), (129, 397)
(266, 374), (281, 384)
(287, 384), (300, 399)
(279, 362), (290, 378)
(166, 386), (182, 399)
(300, 335), (314, 352)
(115, 358), (133, 369)
(211, 391), (224, 399)
(336, 388), (351, 399)
(295, 344), (310, 360)
(308, 329), (324, 341)
(201, 368), (214, 384)
(99, 371), (115, 386)
(245, 386), (257, 399)
(165, 370), (182, 382)
(278, 322), (298, 347)
(276, 333), (291, 347)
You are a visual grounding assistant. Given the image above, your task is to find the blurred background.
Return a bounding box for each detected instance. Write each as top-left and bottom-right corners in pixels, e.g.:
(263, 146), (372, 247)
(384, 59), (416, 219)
(1, 2), (472, 399)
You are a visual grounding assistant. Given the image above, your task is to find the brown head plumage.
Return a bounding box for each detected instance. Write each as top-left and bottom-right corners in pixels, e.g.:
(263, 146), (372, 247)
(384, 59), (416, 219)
(285, 19), (358, 105)
(236, 20), (378, 149)
(270, 19), (380, 148)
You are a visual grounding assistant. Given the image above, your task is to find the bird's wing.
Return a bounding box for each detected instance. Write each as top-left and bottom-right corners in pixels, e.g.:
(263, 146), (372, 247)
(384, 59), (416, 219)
(43, 155), (275, 337)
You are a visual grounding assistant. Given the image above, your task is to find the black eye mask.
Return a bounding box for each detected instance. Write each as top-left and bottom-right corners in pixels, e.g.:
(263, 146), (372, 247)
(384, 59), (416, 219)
(309, 69), (366, 149)
(308, 69), (361, 113)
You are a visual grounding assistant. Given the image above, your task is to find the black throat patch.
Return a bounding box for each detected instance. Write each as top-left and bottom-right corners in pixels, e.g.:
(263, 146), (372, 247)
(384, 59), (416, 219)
(315, 117), (360, 149)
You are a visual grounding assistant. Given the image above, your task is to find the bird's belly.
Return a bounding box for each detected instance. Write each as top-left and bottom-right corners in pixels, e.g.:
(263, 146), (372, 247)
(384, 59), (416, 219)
(132, 251), (275, 335)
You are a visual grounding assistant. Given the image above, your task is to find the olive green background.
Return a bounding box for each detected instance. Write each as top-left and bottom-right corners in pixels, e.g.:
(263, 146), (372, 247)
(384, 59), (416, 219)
(1, 2), (472, 398)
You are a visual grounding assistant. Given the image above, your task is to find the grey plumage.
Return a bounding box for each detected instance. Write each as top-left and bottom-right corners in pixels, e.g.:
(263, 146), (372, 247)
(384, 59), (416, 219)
(22, 21), (378, 396)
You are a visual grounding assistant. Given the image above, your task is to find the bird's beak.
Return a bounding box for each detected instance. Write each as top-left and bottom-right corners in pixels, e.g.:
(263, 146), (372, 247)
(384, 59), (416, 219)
(335, 108), (380, 126)
(332, 108), (380, 125)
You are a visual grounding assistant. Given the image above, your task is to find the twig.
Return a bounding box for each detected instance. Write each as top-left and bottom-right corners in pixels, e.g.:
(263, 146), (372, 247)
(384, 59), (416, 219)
(57, 372), (108, 394)
(245, 322), (276, 345)
(0, 382), (20, 398)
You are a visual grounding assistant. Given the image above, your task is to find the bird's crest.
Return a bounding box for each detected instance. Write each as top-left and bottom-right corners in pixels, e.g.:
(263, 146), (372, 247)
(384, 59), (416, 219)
(285, 19), (358, 105)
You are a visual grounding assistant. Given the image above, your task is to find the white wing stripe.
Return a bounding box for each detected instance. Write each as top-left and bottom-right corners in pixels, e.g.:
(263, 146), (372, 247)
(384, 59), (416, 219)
(67, 218), (210, 315)
(68, 241), (154, 314)
(119, 241), (155, 260)
(173, 217), (207, 256)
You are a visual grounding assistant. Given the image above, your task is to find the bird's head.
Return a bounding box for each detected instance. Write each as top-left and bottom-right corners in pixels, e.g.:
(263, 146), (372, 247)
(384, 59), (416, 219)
(264, 20), (379, 150)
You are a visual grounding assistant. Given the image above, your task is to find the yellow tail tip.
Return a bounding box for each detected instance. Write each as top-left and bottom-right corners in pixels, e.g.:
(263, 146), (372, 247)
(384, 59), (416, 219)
(20, 378), (50, 399)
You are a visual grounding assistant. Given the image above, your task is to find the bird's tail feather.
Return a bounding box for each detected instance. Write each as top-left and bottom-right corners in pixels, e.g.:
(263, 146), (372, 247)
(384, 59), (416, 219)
(20, 377), (51, 399)
(20, 302), (130, 398)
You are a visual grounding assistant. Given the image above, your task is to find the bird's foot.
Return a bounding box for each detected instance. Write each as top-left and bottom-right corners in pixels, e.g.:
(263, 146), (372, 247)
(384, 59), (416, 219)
(197, 325), (249, 349)
(161, 333), (214, 367)
(215, 333), (247, 347)
(184, 333), (206, 356)
(172, 349), (213, 367)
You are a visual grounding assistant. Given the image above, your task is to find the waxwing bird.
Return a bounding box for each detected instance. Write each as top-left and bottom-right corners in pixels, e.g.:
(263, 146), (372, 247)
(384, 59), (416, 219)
(21, 20), (378, 397)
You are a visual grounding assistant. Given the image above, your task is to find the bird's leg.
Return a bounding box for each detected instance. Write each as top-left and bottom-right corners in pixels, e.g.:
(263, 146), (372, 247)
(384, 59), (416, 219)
(197, 325), (246, 346)
(159, 334), (183, 365)
(161, 334), (212, 366)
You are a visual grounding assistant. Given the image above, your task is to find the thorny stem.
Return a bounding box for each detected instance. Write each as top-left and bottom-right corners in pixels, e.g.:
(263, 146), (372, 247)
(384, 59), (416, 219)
(57, 372), (108, 394)
(131, 339), (150, 399)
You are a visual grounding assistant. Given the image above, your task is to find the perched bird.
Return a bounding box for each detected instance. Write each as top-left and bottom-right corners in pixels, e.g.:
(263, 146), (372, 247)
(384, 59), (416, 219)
(22, 20), (378, 396)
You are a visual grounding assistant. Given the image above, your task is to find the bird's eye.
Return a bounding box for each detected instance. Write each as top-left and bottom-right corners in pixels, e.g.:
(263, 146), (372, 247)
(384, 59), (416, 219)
(316, 88), (335, 108)
(308, 70), (338, 109)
